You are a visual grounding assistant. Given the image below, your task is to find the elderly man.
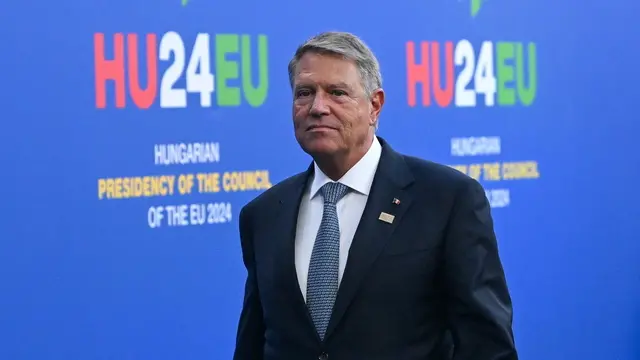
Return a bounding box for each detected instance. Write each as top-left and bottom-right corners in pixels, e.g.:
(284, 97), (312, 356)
(233, 31), (518, 360)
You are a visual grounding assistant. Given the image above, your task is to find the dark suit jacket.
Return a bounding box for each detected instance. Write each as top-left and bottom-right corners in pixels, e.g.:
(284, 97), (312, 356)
(233, 137), (518, 360)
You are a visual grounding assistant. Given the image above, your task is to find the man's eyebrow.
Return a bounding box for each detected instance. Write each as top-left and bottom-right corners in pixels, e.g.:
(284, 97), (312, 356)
(293, 84), (313, 91)
(328, 82), (351, 89)
(293, 82), (353, 91)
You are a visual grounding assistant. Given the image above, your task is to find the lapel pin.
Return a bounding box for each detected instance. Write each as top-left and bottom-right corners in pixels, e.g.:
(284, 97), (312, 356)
(392, 198), (400, 205)
(378, 212), (395, 224)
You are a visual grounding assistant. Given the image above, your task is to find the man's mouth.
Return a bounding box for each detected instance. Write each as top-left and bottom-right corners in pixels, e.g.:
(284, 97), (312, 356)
(307, 124), (336, 131)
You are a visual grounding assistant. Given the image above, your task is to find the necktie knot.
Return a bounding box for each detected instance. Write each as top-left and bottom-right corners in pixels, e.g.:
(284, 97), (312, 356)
(321, 182), (349, 205)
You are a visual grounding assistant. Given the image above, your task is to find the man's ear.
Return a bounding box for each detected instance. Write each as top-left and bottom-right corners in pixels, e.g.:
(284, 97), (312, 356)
(369, 88), (385, 126)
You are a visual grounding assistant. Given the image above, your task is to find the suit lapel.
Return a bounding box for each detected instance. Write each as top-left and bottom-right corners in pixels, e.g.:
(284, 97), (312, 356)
(270, 164), (321, 340)
(325, 138), (415, 340)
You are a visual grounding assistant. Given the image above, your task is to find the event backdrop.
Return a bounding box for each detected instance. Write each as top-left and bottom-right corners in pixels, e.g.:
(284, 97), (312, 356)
(3, 0), (640, 359)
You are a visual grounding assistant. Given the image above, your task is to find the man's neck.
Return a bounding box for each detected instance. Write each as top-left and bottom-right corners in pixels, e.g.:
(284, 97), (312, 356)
(315, 136), (374, 181)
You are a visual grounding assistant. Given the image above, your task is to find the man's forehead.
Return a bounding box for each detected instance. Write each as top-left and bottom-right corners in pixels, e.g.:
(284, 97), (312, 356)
(294, 76), (353, 88)
(300, 51), (354, 64)
(297, 53), (358, 73)
(295, 55), (360, 87)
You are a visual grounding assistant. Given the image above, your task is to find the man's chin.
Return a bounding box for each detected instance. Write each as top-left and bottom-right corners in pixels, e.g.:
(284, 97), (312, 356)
(298, 137), (341, 157)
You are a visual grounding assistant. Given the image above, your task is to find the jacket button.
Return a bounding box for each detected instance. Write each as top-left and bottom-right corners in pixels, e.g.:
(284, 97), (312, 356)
(318, 353), (328, 360)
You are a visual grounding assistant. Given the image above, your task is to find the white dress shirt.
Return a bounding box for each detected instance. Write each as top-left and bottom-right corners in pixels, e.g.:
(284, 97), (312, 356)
(294, 137), (382, 301)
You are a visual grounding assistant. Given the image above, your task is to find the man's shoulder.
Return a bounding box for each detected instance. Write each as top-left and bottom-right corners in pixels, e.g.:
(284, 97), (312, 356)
(240, 169), (309, 215)
(394, 152), (487, 213)
(399, 152), (479, 193)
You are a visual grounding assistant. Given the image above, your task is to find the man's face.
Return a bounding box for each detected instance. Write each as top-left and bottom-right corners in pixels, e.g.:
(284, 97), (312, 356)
(292, 52), (383, 158)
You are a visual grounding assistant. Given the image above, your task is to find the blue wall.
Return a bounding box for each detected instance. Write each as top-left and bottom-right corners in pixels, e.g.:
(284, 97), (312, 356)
(2, 0), (639, 359)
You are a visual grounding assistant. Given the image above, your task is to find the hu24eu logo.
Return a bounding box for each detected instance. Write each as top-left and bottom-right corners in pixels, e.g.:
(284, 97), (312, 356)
(406, 40), (537, 108)
(94, 31), (269, 109)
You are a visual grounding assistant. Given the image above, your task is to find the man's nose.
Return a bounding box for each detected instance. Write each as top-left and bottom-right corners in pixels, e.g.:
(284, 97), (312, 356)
(309, 93), (330, 117)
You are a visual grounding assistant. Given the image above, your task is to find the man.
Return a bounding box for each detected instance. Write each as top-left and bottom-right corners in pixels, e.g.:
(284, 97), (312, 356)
(233, 31), (518, 360)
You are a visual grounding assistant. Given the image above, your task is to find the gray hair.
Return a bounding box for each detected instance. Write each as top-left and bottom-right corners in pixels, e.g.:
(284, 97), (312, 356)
(287, 31), (383, 99)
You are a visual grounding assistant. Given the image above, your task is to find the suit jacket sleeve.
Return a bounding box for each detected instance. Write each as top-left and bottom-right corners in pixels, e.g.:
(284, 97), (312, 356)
(443, 178), (518, 360)
(233, 205), (265, 360)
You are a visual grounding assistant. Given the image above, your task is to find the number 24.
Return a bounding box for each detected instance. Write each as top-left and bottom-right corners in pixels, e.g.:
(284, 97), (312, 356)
(158, 31), (214, 108)
(455, 40), (496, 107)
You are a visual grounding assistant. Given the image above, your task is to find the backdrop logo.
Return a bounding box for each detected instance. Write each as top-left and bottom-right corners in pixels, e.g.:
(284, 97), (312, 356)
(94, 32), (269, 109)
(406, 40), (537, 108)
(470, 0), (483, 17)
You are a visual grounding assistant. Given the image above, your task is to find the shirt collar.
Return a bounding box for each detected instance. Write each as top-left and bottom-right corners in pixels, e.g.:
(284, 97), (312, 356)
(309, 136), (382, 199)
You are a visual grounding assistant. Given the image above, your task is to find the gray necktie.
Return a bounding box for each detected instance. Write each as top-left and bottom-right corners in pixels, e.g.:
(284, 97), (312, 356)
(306, 182), (349, 340)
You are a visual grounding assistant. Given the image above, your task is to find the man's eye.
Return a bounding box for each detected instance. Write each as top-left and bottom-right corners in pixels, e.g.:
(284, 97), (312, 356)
(296, 90), (311, 97)
(331, 90), (347, 96)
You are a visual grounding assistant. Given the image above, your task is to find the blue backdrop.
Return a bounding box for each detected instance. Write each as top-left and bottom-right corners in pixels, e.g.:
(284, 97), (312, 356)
(3, 0), (640, 359)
